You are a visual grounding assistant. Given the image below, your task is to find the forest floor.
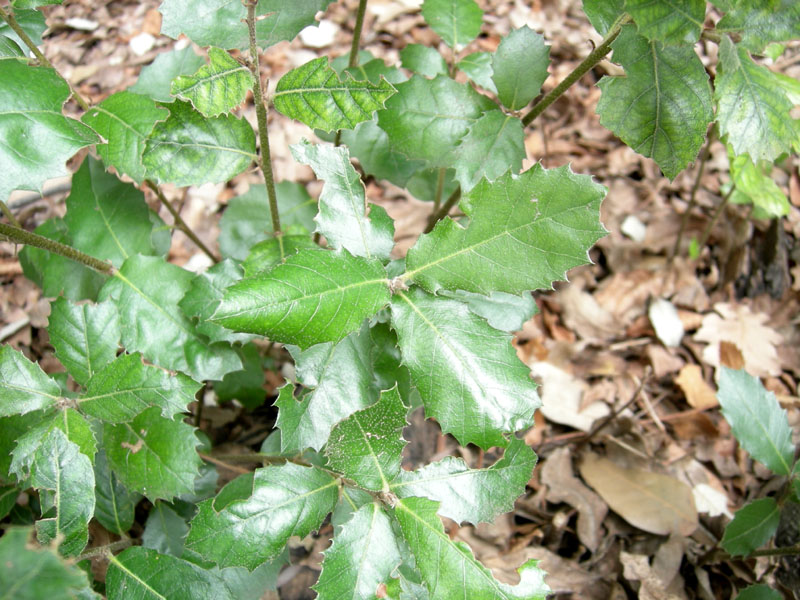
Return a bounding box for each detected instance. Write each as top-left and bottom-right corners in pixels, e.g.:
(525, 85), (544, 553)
(1, 0), (799, 598)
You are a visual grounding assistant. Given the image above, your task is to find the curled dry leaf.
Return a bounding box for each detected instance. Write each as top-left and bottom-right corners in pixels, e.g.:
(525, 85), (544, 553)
(579, 454), (698, 537)
(675, 364), (718, 410)
(531, 362), (610, 432)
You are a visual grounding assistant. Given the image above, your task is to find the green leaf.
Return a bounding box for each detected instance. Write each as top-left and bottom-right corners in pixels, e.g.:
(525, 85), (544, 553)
(344, 57), (407, 86)
(94, 449), (141, 536)
(219, 182), (317, 260)
(458, 51), (497, 93)
(582, 0), (625, 35)
(0, 9), (46, 49)
(103, 406), (202, 501)
(213, 248), (390, 348)
(106, 547), (234, 600)
(143, 501), (190, 557)
(48, 297), (119, 387)
(715, 36), (796, 163)
(242, 235), (319, 277)
(596, 25), (712, 179)
(30, 429), (95, 556)
(728, 152), (790, 218)
(721, 497), (780, 556)
(717, 368), (794, 475)
(274, 57), (396, 133)
(0, 36), (25, 58)
(717, 0), (800, 52)
(99, 255), (242, 381)
(0, 59), (98, 201)
(377, 75), (495, 168)
(254, 1), (336, 49)
(421, 0), (483, 49)
(79, 353), (200, 423)
(81, 91), (168, 183)
(276, 325), (377, 453)
(186, 462), (338, 570)
(453, 110), (525, 191)
(492, 26), (550, 110)
(368, 323), (417, 408)
(625, 0), (705, 44)
(441, 290), (536, 332)
(734, 585), (783, 600)
(64, 157), (166, 267)
(213, 344), (267, 410)
(326, 386), (407, 490)
(391, 288), (540, 449)
(171, 47), (254, 117)
(129, 46), (205, 102)
(0, 346), (60, 417)
(0, 411), (49, 484)
(179, 260), (253, 345)
(407, 167), (458, 204)
(0, 485), (18, 520)
(394, 497), (550, 599)
(11, 0), (63, 7)
(0, 527), (97, 599)
(404, 164), (606, 295)
(143, 100), (256, 186)
(314, 502), (403, 600)
(391, 437), (536, 524)
(291, 140), (395, 260)
(400, 44), (449, 78)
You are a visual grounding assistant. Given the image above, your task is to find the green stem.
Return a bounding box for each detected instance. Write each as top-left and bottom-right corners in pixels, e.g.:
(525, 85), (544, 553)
(432, 167), (446, 214)
(0, 200), (21, 228)
(0, 5), (90, 111)
(522, 14), (631, 127)
(245, 1), (282, 236)
(334, 0), (369, 147)
(145, 181), (219, 263)
(0, 222), (112, 274)
(424, 185), (461, 233)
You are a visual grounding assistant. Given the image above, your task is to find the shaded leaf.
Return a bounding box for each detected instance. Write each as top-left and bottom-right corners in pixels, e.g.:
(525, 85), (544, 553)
(0, 36), (24, 57)
(492, 26), (550, 110)
(421, 0), (483, 49)
(391, 288), (539, 449)
(274, 57), (396, 133)
(129, 46), (205, 102)
(407, 167), (458, 204)
(172, 47), (254, 117)
(94, 449), (141, 536)
(441, 289), (536, 332)
(717, 368), (794, 476)
(186, 462), (338, 569)
(400, 44), (448, 78)
(734, 585), (782, 600)
(81, 91), (168, 183)
(0, 9), (46, 49)
(625, 0), (705, 44)
(581, 0), (625, 35)
(717, 0), (800, 52)
(213, 344), (267, 410)
(458, 51), (497, 93)
(143, 100), (256, 186)
(596, 25), (712, 179)
(213, 248), (390, 349)
(721, 497), (780, 556)
(143, 501), (189, 557)
(0, 346), (60, 417)
(254, 0), (337, 50)
(404, 164), (606, 295)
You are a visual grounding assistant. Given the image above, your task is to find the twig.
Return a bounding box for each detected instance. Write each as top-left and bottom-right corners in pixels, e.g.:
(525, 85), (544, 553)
(424, 185), (461, 233)
(334, 0), (369, 147)
(197, 452), (254, 475)
(697, 183), (736, 250)
(0, 222), (112, 274)
(77, 537), (135, 561)
(0, 200), (21, 228)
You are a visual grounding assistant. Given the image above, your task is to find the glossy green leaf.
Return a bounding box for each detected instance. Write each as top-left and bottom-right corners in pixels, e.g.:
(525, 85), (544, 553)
(391, 288), (540, 449)
(241, 236), (318, 278)
(453, 109), (525, 191)
(142, 501), (190, 557)
(717, 0), (800, 52)
(404, 164), (606, 295)
(326, 386), (407, 490)
(715, 36), (796, 163)
(79, 353), (200, 423)
(394, 497), (550, 599)
(0, 411), (51, 484)
(391, 437), (535, 524)
(129, 46), (205, 102)
(0, 9), (46, 49)
(400, 44), (449, 78)
(728, 152), (790, 218)
(0, 36), (24, 57)
(596, 25), (712, 179)
(0, 59), (98, 201)
(276, 325), (377, 453)
(377, 75), (495, 168)
(219, 182), (317, 260)
(104, 406), (202, 501)
(81, 91), (168, 183)
(274, 57), (396, 133)
(0, 346), (60, 417)
(94, 449), (141, 536)
(314, 502), (403, 600)
(99, 255), (242, 382)
(458, 51), (497, 93)
(721, 497), (780, 556)
(48, 297), (119, 387)
(421, 0), (483, 49)
(172, 47), (254, 117)
(625, 0), (705, 44)
(186, 462), (338, 569)
(213, 248), (390, 348)
(143, 100), (256, 186)
(717, 368), (794, 476)
(734, 585), (783, 600)
(441, 290), (537, 332)
(30, 428), (94, 556)
(291, 140), (395, 260)
(106, 546), (234, 600)
(0, 527), (97, 600)
(492, 26), (550, 110)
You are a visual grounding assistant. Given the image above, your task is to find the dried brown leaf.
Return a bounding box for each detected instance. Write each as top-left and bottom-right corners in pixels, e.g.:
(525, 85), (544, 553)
(675, 364), (718, 410)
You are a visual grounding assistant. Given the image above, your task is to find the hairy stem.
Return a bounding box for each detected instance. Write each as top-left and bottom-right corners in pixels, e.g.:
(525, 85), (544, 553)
(334, 0), (369, 147)
(145, 180), (219, 263)
(78, 537), (135, 561)
(0, 222), (113, 274)
(246, 0), (282, 236)
(425, 185), (461, 233)
(522, 14), (631, 127)
(0, 200), (21, 228)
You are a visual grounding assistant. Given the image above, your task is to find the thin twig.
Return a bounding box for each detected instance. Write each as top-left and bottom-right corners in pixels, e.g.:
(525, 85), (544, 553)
(77, 537), (135, 561)
(0, 222), (113, 274)
(522, 14), (632, 127)
(424, 185), (461, 233)
(697, 183), (736, 249)
(197, 452), (254, 475)
(334, 0), (369, 147)
(0, 200), (21, 228)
